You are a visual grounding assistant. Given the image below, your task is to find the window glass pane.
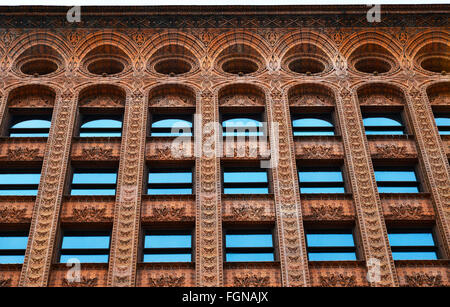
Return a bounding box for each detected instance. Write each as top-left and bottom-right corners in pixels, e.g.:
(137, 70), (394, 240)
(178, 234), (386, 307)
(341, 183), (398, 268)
(60, 255), (109, 263)
(223, 118), (262, 127)
(307, 233), (355, 247)
(298, 171), (343, 183)
(363, 117), (402, 126)
(145, 235), (191, 248)
(0, 255), (25, 264)
(72, 173), (117, 184)
(223, 118), (263, 136)
(294, 131), (335, 136)
(152, 119), (192, 128)
(224, 172), (267, 183)
(226, 234), (273, 248)
(0, 236), (28, 250)
(226, 253), (274, 262)
(62, 236), (110, 249)
(80, 132), (122, 137)
(0, 173), (40, 185)
(377, 187), (419, 193)
(11, 119), (51, 129)
(70, 189), (116, 196)
(300, 187), (345, 194)
(435, 117), (450, 126)
(308, 252), (357, 261)
(365, 130), (405, 135)
(388, 232), (435, 247)
(0, 189), (38, 196)
(293, 118), (333, 127)
(81, 119), (122, 128)
(438, 131), (450, 135)
(148, 172), (192, 183)
(391, 252), (437, 261)
(143, 254), (191, 262)
(375, 170), (417, 182)
(224, 187), (269, 194)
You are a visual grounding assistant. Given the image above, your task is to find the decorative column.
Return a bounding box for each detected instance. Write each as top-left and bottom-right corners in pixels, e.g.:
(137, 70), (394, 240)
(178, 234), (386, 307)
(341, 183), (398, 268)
(265, 87), (310, 287)
(405, 85), (450, 257)
(195, 89), (223, 286)
(335, 84), (398, 287)
(107, 90), (147, 286)
(19, 90), (78, 287)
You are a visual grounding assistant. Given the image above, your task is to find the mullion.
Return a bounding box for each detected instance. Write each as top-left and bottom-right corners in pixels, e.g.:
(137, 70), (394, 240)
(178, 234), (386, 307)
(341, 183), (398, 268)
(307, 247), (356, 253)
(293, 127), (334, 132)
(0, 184), (39, 190)
(226, 247), (274, 253)
(9, 128), (50, 133)
(390, 246), (437, 252)
(71, 184), (116, 190)
(143, 248), (191, 254)
(79, 128), (122, 133)
(376, 181), (418, 187)
(0, 249), (26, 256)
(147, 183), (192, 189)
(60, 248), (110, 255)
(299, 182), (345, 188)
(223, 182), (268, 188)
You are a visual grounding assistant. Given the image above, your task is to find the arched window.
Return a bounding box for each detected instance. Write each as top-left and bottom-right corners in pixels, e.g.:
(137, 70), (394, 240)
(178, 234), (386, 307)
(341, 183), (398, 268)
(292, 117), (335, 136)
(150, 118), (193, 137)
(80, 118), (122, 137)
(9, 118), (51, 137)
(434, 114), (450, 135)
(363, 115), (405, 135)
(222, 117), (263, 137)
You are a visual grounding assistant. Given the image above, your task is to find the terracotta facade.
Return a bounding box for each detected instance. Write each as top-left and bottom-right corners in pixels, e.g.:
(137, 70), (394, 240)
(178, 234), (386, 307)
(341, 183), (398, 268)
(0, 5), (448, 287)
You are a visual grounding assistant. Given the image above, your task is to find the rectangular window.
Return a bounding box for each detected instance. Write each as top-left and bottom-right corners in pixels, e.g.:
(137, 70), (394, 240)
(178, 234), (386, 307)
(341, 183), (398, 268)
(223, 167), (269, 194)
(79, 116), (123, 137)
(434, 114), (450, 135)
(222, 114), (264, 137)
(9, 116), (52, 138)
(388, 229), (438, 260)
(70, 170), (117, 196)
(0, 170), (41, 196)
(59, 231), (110, 263)
(150, 114), (193, 137)
(298, 167), (345, 194)
(0, 232), (28, 264)
(143, 230), (192, 263)
(363, 114), (405, 135)
(375, 167), (420, 193)
(225, 229), (274, 262)
(306, 230), (357, 261)
(147, 169), (193, 195)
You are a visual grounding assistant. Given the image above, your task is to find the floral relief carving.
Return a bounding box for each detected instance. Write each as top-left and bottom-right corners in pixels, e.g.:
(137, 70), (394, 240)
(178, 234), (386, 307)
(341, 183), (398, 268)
(0, 207), (27, 223)
(148, 274), (185, 287)
(80, 95), (124, 107)
(290, 94), (333, 106)
(229, 204), (267, 221)
(81, 147), (113, 160)
(72, 207), (107, 222)
(7, 148), (40, 160)
(149, 95), (194, 107)
(310, 204), (344, 219)
(404, 273), (442, 287)
(9, 96), (54, 107)
(375, 145), (408, 158)
(62, 276), (98, 287)
(220, 94), (263, 106)
(301, 145), (337, 159)
(359, 94), (403, 105)
(388, 204), (425, 219)
(319, 274), (356, 287)
(233, 274), (270, 287)
(0, 278), (12, 287)
(152, 206), (187, 221)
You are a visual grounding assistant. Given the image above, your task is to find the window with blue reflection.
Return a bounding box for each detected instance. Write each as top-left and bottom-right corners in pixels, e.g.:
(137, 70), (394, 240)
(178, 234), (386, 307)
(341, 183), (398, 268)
(0, 171), (41, 196)
(292, 116), (335, 136)
(143, 230), (192, 263)
(147, 169), (192, 195)
(70, 170), (117, 195)
(222, 114), (264, 137)
(225, 230), (274, 262)
(223, 168), (269, 194)
(306, 230), (357, 261)
(80, 118), (122, 137)
(150, 117), (193, 137)
(298, 168), (345, 194)
(434, 115), (450, 135)
(388, 230), (438, 260)
(9, 118), (51, 137)
(375, 168), (420, 193)
(363, 115), (405, 135)
(59, 232), (110, 263)
(0, 233), (28, 264)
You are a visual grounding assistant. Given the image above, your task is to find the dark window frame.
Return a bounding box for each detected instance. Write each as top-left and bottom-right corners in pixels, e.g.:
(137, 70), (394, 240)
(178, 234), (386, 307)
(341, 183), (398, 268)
(434, 112), (450, 135)
(362, 113), (406, 135)
(58, 230), (111, 263)
(224, 228), (275, 262)
(0, 231), (28, 261)
(8, 114), (52, 137)
(149, 113), (193, 137)
(0, 169), (41, 195)
(221, 113), (265, 137)
(78, 114), (123, 137)
(306, 229), (357, 261)
(142, 229), (193, 262)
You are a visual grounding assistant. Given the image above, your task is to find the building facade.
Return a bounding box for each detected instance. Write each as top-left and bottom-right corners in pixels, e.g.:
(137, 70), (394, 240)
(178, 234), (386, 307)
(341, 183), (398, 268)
(0, 5), (448, 287)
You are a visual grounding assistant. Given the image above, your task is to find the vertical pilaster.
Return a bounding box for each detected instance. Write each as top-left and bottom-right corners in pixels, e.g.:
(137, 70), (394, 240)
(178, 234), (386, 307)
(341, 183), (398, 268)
(406, 86), (450, 257)
(19, 90), (78, 286)
(336, 85), (398, 287)
(107, 90), (147, 286)
(266, 88), (310, 287)
(195, 89), (223, 286)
